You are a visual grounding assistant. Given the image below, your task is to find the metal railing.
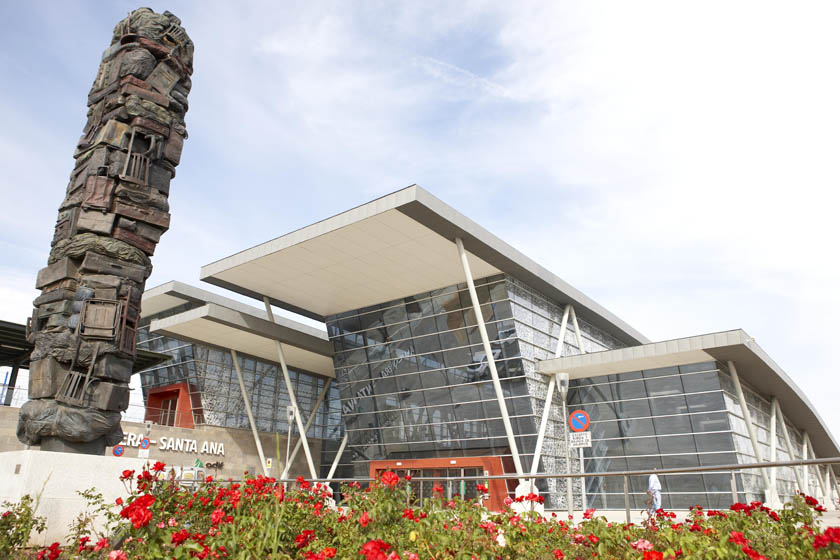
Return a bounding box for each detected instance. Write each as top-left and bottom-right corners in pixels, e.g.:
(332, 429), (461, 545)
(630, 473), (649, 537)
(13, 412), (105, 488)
(260, 457), (840, 523)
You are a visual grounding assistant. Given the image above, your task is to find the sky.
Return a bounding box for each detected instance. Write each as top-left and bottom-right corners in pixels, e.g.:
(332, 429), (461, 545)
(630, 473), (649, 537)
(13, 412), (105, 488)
(1, 2), (839, 438)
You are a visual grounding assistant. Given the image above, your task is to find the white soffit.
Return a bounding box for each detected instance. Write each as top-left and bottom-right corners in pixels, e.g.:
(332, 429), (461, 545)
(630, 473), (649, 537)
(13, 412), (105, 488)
(200, 185), (647, 346)
(202, 206), (500, 318)
(141, 290), (189, 317)
(537, 329), (839, 459)
(150, 304), (334, 379)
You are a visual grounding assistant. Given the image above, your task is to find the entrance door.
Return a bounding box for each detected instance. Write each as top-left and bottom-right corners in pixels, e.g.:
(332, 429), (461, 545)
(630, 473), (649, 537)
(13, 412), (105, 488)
(369, 456), (508, 510)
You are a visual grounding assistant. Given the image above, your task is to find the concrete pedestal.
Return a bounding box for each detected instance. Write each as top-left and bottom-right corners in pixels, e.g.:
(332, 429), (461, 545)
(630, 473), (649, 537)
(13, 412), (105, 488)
(40, 436), (106, 455)
(0, 450), (147, 546)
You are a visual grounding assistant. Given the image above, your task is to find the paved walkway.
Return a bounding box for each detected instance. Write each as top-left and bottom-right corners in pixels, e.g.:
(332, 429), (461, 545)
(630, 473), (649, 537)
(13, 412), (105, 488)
(546, 508), (840, 526)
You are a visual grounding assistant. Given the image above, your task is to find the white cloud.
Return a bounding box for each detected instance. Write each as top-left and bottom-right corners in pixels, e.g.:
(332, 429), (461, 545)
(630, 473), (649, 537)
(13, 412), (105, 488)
(1, 1), (838, 441)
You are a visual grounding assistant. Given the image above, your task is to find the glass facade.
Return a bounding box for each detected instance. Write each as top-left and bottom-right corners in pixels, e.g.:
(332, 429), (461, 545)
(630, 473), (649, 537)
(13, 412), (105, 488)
(136, 306), (342, 475)
(326, 275), (533, 478)
(570, 362), (737, 509)
(719, 367), (821, 504)
(135, 276), (831, 510)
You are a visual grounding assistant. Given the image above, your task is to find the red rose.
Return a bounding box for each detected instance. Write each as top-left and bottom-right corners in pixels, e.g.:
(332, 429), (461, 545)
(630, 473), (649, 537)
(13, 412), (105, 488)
(359, 511), (371, 527)
(151, 461), (166, 472)
(380, 471), (399, 487)
(360, 539), (391, 560)
(642, 552), (663, 560)
(729, 531), (748, 545)
(171, 529), (190, 545)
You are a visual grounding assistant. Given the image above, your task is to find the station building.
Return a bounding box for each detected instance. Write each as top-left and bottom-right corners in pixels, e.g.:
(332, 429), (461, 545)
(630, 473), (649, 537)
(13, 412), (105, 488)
(130, 185), (840, 510)
(4, 185), (838, 511)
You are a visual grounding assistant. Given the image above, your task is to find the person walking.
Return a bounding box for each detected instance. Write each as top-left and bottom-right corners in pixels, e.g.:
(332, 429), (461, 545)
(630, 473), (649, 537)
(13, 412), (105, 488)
(646, 473), (661, 516)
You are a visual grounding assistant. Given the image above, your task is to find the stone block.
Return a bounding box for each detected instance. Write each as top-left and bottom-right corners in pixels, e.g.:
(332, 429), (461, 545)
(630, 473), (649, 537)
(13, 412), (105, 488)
(90, 120), (131, 150)
(33, 289), (76, 308)
(92, 354), (133, 383)
(88, 381), (130, 411)
(131, 116), (170, 137)
(117, 48), (156, 80)
(163, 128), (184, 166)
(36, 258), (79, 290)
(116, 217), (163, 243)
(146, 60), (182, 94)
(40, 278), (78, 294)
(148, 163), (172, 194)
(80, 252), (148, 283)
(52, 208), (79, 245)
(28, 358), (67, 399)
(112, 227), (156, 255)
(93, 287), (118, 300)
(112, 200), (170, 229)
(81, 176), (116, 211)
(76, 210), (116, 235)
(45, 314), (74, 328)
(37, 300), (73, 318)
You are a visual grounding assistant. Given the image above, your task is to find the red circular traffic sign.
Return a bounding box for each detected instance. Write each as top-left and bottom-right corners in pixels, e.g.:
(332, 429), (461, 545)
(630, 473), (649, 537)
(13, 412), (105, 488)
(112, 445), (125, 457)
(568, 410), (590, 432)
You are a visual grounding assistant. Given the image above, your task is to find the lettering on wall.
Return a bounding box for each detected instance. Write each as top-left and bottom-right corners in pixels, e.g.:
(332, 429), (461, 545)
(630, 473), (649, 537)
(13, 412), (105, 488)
(342, 357), (404, 415)
(119, 432), (225, 456)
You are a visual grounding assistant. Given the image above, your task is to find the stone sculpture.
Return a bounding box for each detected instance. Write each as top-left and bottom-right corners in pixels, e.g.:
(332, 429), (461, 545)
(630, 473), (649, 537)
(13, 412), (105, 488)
(17, 8), (194, 455)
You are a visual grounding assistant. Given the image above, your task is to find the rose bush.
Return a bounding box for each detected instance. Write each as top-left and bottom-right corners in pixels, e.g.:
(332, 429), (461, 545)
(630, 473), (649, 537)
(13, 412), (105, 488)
(1, 463), (839, 559)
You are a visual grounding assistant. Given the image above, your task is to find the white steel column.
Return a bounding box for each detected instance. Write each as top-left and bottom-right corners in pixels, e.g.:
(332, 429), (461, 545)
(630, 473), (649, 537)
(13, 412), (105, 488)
(281, 379), (331, 479)
(568, 305), (587, 513)
(531, 373), (556, 478)
(569, 306), (586, 354)
(765, 396), (780, 506)
(830, 468), (840, 508)
(264, 298), (319, 479)
(326, 433), (349, 480)
(775, 399), (804, 492)
(803, 433), (810, 494)
(455, 237), (523, 476)
(531, 305), (570, 478)
(818, 466), (834, 510)
(803, 433), (829, 506)
(727, 361), (772, 496)
(562, 397), (572, 516)
(769, 397), (778, 494)
(230, 349), (269, 476)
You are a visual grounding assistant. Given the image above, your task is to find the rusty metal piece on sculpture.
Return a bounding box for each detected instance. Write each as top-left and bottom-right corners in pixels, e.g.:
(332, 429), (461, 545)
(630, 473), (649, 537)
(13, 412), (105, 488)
(17, 8), (194, 455)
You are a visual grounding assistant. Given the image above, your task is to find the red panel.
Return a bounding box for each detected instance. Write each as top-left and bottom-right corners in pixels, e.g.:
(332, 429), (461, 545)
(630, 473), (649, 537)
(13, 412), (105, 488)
(144, 382), (195, 428)
(369, 456), (509, 511)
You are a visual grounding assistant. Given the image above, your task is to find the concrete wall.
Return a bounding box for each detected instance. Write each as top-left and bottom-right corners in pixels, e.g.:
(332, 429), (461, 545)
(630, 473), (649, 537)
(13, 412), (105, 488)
(0, 450), (148, 546)
(0, 405), (323, 480)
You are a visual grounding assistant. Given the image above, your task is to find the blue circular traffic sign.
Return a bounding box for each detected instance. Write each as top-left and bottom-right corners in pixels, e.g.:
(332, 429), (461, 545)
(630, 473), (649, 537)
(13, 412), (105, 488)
(112, 445), (125, 457)
(140, 438), (151, 449)
(568, 410), (590, 432)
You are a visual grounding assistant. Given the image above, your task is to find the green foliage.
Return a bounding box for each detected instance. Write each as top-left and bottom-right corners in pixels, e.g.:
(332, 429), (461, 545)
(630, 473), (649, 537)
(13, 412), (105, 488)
(4, 465), (840, 559)
(0, 494), (47, 557)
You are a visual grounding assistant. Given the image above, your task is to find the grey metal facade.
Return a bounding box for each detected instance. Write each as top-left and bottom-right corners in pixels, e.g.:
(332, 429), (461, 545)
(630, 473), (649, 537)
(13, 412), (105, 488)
(136, 311), (342, 475)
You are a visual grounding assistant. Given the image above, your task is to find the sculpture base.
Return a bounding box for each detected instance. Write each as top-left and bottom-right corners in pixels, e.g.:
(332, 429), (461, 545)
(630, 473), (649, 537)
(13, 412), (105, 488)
(0, 450), (147, 546)
(40, 436), (106, 455)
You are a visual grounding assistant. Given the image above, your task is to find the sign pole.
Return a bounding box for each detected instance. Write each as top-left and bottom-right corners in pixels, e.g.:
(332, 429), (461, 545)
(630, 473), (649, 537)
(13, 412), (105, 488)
(563, 398), (572, 517)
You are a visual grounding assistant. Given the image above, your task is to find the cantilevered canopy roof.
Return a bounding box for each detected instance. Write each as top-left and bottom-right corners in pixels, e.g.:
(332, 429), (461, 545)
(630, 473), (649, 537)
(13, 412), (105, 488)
(146, 284), (334, 378)
(536, 329), (840, 460)
(201, 185), (648, 346)
(0, 320), (169, 372)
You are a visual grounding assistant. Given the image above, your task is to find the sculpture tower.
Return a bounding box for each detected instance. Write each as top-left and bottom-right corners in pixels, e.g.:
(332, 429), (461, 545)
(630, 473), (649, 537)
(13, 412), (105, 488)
(17, 8), (194, 454)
